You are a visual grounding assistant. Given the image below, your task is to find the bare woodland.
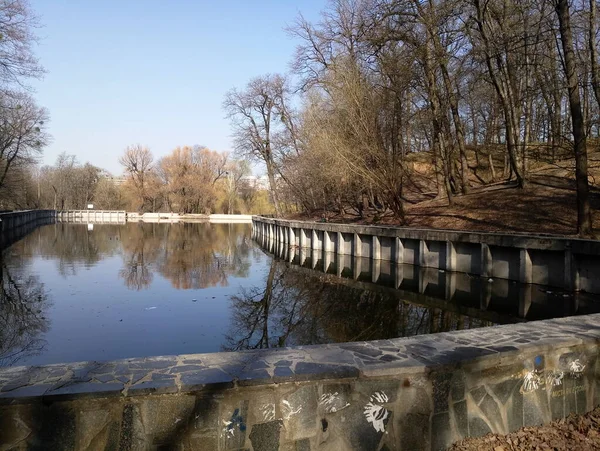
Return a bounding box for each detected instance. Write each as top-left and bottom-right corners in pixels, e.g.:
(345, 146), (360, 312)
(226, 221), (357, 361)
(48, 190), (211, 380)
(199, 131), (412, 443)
(224, 0), (600, 236)
(24, 146), (269, 215)
(0, 0), (48, 210)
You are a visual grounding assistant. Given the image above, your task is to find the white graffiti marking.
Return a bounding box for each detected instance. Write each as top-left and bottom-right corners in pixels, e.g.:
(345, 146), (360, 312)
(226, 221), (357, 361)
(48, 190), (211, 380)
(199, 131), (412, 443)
(222, 419), (235, 438)
(546, 370), (564, 387)
(282, 400), (302, 420)
(370, 391), (389, 404)
(364, 391), (389, 433)
(319, 392), (351, 413)
(522, 371), (541, 393)
(260, 403), (276, 422)
(569, 359), (585, 377)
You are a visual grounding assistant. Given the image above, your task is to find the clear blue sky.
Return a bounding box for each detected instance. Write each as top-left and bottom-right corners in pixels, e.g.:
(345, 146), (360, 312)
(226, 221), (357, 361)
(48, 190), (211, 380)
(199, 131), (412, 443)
(29, 0), (326, 175)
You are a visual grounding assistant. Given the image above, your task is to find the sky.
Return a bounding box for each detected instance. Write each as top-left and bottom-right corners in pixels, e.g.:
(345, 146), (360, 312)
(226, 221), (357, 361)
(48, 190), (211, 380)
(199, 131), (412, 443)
(29, 0), (327, 175)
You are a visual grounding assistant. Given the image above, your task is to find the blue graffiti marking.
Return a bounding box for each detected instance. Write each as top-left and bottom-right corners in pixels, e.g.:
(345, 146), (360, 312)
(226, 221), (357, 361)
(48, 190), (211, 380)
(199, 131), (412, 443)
(228, 408), (246, 433)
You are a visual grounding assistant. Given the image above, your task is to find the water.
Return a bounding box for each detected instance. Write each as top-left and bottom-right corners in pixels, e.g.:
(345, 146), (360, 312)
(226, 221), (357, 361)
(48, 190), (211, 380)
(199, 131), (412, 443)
(1, 222), (599, 367)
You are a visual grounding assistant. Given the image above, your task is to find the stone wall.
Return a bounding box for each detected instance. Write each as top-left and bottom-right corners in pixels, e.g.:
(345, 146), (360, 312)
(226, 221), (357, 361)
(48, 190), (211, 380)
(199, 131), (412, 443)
(1, 314), (600, 450)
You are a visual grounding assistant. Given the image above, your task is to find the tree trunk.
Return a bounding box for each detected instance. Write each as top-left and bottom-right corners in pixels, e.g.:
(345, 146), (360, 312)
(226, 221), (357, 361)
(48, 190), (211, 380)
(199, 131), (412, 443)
(488, 153), (497, 182)
(422, 34), (453, 204)
(556, 0), (593, 236)
(438, 47), (470, 194)
(265, 158), (282, 217)
(522, 95), (533, 175)
(592, 0), (600, 111)
(473, 0), (525, 187)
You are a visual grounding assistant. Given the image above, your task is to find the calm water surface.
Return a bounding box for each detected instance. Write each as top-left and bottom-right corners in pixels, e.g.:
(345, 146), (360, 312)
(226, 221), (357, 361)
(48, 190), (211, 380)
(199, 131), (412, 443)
(2, 222), (599, 367)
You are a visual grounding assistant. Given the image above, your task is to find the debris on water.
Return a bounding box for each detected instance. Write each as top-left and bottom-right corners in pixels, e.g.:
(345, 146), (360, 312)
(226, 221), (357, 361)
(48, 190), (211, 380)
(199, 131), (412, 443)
(546, 290), (553, 294)
(192, 299), (197, 302)
(119, 319), (123, 322)
(563, 294), (570, 297)
(145, 307), (157, 310)
(439, 269), (445, 273)
(212, 296), (216, 299)
(488, 278), (494, 282)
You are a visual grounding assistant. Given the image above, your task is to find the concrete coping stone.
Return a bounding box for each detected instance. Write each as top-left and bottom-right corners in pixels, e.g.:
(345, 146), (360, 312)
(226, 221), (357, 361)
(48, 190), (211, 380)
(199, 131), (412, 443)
(0, 313), (599, 404)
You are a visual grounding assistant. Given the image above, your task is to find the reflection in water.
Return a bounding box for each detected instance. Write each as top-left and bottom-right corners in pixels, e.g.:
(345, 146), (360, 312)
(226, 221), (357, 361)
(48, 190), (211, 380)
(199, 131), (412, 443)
(154, 223), (251, 289)
(0, 258), (50, 366)
(0, 222), (259, 366)
(19, 223), (122, 276)
(118, 222), (252, 290)
(227, 236), (600, 351)
(119, 223), (159, 290)
(223, 258), (493, 351)
(10, 222), (253, 291)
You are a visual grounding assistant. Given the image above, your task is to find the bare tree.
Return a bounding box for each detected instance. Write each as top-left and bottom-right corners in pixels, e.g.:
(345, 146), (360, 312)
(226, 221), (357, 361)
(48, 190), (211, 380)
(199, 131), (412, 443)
(119, 144), (154, 212)
(222, 159), (250, 214)
(0, 0), (44, 88)
(223, 74), (291, 217)
(93, 176), (125, 210)
(0, 91), (48, 191)
(0, 1), (49, 205)
(157, 145), (227, 214)
(50, 153), (77, 210)
(554, 0), (593, 235)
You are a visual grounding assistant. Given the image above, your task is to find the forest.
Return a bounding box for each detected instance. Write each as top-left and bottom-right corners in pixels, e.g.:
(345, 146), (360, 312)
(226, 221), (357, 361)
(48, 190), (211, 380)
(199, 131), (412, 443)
(224, 0), (600, 236)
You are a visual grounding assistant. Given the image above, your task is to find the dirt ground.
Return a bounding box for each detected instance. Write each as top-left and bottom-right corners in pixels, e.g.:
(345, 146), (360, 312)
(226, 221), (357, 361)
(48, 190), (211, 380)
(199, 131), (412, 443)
(290, 171), (600, 237)
(403, 175), (600, 236)
(448, 407), (600, 450)
(287, 149), (600, 237)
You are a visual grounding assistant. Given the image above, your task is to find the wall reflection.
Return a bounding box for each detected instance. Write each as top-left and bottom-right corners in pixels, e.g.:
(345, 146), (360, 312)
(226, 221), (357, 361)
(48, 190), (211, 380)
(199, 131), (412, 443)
(223, 257), (494, 351)
(229, 236), (600, 351)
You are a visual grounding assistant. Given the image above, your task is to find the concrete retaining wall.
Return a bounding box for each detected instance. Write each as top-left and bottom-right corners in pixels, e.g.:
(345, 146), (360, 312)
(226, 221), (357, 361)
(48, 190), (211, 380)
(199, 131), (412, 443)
(252, 216), (600, 294)
(209, 214), (253, 223)
(1, 315), (600, 450)
(255, 232), (599, 322)
(57, 210), (126, 223)
(0, 210), (56, 250)
(58, 211), (252, 224)
(126, 213), (252, 223)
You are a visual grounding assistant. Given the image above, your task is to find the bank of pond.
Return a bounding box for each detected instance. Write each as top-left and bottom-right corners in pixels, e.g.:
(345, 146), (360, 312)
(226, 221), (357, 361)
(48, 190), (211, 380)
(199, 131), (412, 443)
(1, 221), (598, 367)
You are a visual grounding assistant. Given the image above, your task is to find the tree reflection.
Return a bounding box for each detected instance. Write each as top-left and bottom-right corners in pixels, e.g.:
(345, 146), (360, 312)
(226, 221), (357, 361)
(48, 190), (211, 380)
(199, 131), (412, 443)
(0, 259), (50, 367)
(120, 222), (252, 290)
(12, 223), (122, 276)
(9, 222), (254, 291)
(118, 223), (162, 290)
(224, 259), (492, 351)
(224, 262), (281, 350)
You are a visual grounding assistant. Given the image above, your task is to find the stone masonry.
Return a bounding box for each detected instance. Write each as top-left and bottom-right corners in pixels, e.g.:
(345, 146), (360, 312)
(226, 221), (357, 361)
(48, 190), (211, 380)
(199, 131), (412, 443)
(1, 314), (600, 450)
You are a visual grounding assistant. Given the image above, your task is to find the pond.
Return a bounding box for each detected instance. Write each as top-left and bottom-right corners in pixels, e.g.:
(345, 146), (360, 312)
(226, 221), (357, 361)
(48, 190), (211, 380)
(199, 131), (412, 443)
(1, 221), (599, 367)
